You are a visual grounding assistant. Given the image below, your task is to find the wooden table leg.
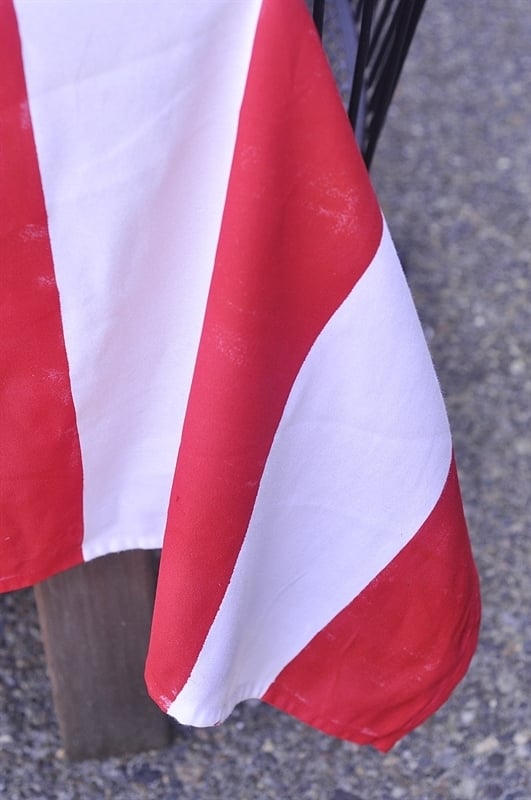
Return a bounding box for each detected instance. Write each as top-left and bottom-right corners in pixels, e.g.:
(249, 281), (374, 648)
(33, 550), (173, 760)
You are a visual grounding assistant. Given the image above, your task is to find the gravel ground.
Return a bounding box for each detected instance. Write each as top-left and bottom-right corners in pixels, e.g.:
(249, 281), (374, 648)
(1, 1), (530, 798)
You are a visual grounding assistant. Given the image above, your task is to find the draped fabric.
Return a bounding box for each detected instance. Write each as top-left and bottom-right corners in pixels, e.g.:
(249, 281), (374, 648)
(1, 0), (480, 750)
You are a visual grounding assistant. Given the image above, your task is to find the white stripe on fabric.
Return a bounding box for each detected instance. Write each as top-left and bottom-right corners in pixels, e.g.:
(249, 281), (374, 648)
(168, 221), (452, 725)
(14, 0), (263, 559)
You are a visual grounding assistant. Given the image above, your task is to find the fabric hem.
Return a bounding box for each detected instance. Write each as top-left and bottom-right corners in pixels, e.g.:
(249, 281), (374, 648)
(263, 584), (481, 751)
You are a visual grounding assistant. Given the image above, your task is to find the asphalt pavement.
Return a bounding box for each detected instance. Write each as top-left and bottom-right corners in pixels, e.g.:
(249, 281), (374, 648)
(1, 1), (530, 798)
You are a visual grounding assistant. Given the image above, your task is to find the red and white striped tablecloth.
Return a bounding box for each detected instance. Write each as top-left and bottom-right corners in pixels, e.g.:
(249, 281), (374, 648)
(0, 0), (480, 750)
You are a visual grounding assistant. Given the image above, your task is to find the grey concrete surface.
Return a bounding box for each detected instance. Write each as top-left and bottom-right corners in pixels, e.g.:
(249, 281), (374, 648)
(1, 1), (530, 798)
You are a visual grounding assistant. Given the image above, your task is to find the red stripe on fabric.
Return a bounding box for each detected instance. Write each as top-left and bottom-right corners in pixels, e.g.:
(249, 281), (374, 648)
(262, 457), (481, 751)
(146, 0), (381, 704)
(0, 0), (84, 591)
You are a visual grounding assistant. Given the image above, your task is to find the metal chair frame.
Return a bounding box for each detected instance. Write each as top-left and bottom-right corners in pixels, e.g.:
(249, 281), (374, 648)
(312, 0), (427, 167)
